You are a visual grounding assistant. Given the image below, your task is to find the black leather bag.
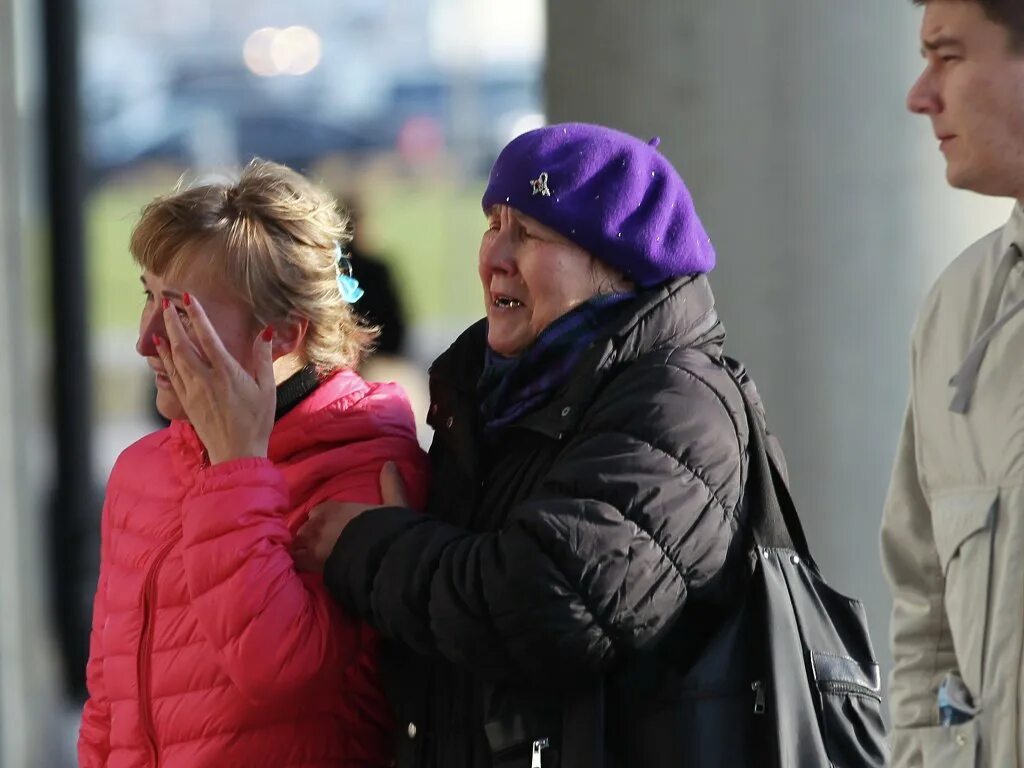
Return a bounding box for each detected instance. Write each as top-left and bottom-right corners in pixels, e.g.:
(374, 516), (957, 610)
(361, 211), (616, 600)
(728, 383), (889, 767)
(563, 383), (890, 768)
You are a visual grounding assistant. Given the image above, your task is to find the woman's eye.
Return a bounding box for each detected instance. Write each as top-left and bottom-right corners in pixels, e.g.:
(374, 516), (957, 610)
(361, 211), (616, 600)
(143, 290), (153, 303)
(177, 308), (190, 325)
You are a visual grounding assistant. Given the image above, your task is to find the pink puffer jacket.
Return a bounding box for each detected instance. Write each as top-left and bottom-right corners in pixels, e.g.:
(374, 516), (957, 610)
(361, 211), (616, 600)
(78, 369), (429, 767)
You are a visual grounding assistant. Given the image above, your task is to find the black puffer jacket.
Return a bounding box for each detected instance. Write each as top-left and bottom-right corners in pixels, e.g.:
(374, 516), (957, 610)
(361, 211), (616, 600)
(325, 275), (771, 767)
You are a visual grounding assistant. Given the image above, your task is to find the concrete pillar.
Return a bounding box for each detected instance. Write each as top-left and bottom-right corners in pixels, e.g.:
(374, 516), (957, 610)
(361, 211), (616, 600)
(0, 0), (63, 764)
(546, 0), (1007, 691)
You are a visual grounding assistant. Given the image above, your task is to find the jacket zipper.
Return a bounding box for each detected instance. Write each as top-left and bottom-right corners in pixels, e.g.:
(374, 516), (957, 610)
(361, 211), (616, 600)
(137, 537), (178, 767)
(531, 737), (550, 768)
(751, 680), (766, 714)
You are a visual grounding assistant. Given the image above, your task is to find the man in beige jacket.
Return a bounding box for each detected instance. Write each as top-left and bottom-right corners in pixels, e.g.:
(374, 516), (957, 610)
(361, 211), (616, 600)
(883, 1), (1024, 766)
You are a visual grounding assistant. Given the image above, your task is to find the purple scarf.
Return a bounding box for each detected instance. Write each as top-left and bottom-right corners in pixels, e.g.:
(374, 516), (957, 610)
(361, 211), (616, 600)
(478, 292), (634, 434)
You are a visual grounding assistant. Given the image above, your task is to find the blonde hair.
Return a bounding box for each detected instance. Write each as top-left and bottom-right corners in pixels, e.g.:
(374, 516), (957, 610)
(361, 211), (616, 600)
(130, 159), (377, 372)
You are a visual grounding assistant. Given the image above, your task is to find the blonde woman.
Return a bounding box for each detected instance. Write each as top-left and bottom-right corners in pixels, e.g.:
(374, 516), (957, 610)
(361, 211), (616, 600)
(78, 160), (428, 767)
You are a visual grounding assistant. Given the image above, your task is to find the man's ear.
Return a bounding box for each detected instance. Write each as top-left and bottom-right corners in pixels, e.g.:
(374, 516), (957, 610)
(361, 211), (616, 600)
(268, 315), (309, 359)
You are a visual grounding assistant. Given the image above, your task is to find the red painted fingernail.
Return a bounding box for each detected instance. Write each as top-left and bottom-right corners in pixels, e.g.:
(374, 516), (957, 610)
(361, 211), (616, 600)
(162, 298), (170, 310)
(183, 292), (191, 307)
(152, 334), (161, 347)
(261, 326), (273, 342)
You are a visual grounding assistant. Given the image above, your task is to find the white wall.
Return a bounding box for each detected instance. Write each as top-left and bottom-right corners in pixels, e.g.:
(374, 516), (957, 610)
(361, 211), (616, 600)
(545, 0), (1008, 702)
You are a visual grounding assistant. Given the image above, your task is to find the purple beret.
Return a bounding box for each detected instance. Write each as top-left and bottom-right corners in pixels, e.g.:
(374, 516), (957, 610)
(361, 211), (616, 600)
(482, 122), (715, 287)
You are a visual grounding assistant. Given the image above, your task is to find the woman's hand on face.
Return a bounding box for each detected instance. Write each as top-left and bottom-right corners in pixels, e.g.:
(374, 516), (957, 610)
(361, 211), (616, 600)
(291, 462), (410, 573)
(154, 294), (276, 465)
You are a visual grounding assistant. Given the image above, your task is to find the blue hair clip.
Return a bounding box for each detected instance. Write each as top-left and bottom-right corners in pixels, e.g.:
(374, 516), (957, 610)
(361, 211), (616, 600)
(334, 243), (364, 303)
(337, 273), (364, 303)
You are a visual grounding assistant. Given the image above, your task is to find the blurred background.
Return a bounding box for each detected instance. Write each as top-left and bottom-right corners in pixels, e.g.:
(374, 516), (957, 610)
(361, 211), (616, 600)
(0, 0), (1013, 765)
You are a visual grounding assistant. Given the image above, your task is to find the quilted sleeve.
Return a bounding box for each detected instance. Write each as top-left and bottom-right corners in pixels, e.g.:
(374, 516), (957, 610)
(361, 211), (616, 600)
(180, 432), (427, 705)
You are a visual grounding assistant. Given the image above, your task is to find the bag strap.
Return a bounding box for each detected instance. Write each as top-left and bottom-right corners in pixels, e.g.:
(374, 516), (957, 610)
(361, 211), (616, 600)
(735, 376), (819, 572)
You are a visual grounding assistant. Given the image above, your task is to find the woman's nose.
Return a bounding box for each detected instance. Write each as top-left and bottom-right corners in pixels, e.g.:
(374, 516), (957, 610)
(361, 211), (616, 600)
(136, 306), (164, 357)
(482, 235), (510, 269)
(484, 215), (520, 273)
(483, 236), (521, 279)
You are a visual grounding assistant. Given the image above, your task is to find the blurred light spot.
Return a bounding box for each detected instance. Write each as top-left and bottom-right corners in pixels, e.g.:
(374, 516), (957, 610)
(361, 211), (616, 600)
(244, 26), (322, 77)
(243, 27), (279, 77)
(273, 26), (322, 76)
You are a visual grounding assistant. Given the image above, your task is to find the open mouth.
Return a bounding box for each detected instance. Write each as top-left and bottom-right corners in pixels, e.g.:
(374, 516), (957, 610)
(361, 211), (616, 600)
(493, 295), (524, 309)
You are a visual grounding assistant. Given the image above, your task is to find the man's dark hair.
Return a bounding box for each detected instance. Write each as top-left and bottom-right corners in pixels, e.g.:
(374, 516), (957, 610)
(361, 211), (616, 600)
(913, 0), (1024, 51)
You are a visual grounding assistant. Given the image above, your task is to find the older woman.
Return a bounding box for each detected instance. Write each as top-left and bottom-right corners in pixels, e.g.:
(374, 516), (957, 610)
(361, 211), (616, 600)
(293, 124), (770, 767)
(78, 160), (428, 767)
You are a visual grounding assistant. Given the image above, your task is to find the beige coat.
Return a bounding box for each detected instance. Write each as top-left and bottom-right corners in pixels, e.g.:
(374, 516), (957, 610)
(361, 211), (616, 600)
(883, 203), (1024, 767)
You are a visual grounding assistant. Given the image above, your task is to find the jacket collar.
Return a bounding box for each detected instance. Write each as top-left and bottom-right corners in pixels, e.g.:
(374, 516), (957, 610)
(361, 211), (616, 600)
(517, 274), (724, 437)
(1001, 203), (1024, 255)
(165, 368), (401, 473)
(948, 203), (1024, 414)
(428, 274), (725, 441)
